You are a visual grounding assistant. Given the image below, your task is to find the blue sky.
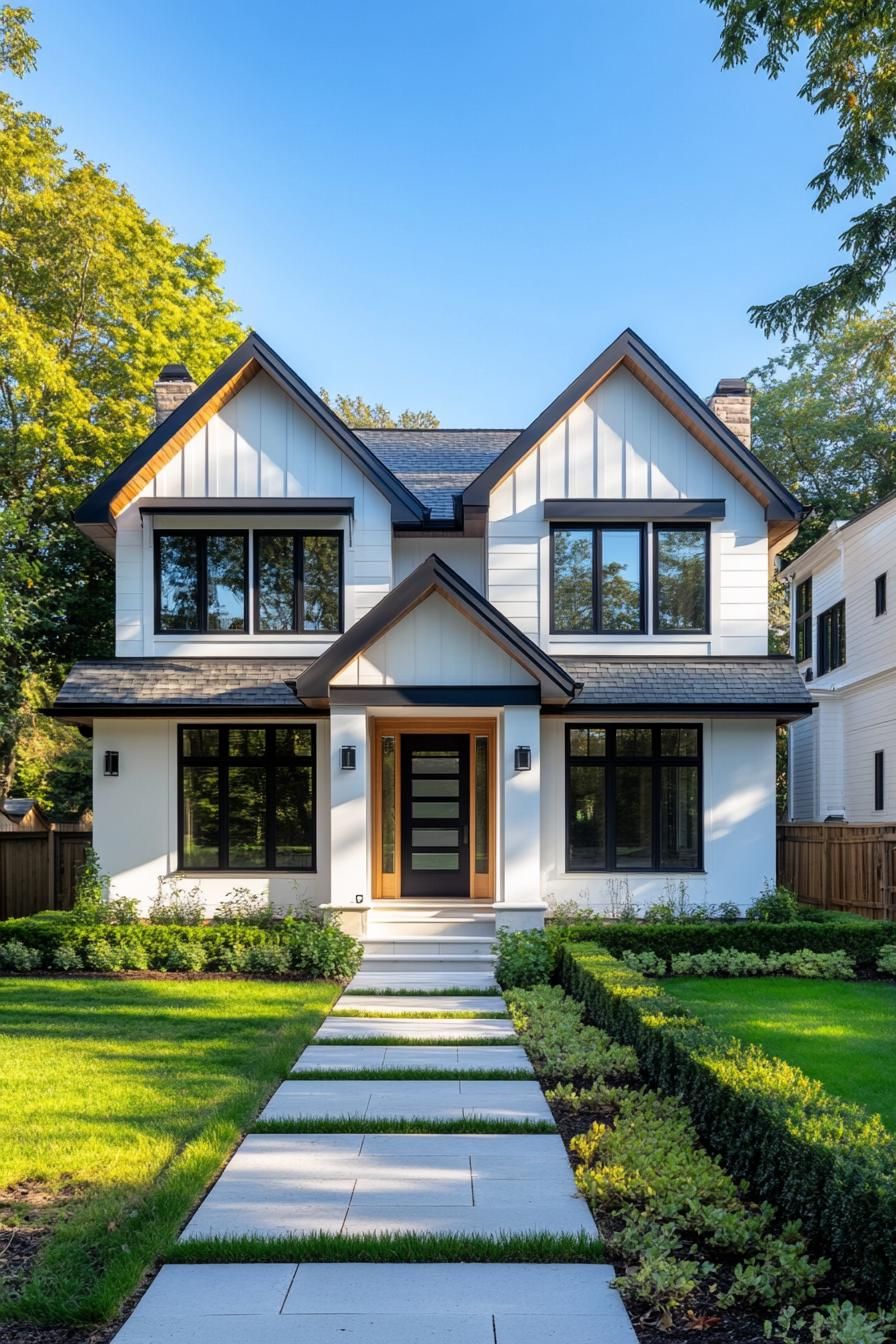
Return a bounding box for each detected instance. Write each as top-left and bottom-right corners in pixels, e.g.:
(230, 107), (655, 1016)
(14, 0), (859, 426)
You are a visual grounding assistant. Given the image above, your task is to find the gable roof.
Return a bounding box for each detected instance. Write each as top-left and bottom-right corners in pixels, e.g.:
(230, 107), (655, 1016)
(292, 553), (578, 705)
(461, 329), (804, 535)
(355, 429), (518, 520)
(74, 332), (428, 550)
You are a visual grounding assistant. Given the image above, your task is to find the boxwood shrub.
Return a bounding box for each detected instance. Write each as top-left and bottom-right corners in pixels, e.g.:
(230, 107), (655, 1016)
(0, 913), (363, 981)
(559, 942), (896, 1304)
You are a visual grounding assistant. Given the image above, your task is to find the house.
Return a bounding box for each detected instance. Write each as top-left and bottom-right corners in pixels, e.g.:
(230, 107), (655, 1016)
(782, 495), (896, 824)
(50, 329), (812, 934)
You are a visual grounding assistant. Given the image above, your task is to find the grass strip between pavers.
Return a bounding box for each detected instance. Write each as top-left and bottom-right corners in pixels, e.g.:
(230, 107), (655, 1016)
(253, 1116), (556, 1135)
(289, 1068), (535, 1081)
(318, 1034), (517, 1046)
(330, 1009), (511, 1019)
(169, 1229), (604, 1264)
(342, 986), (503, 996)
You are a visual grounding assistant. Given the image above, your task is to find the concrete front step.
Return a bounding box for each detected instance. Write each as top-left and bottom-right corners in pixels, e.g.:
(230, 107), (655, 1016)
(365, 918), (497, 938)
(348, 971), (498, 991)
(358, 955), (496, 975)
(361, 937), (496, 957)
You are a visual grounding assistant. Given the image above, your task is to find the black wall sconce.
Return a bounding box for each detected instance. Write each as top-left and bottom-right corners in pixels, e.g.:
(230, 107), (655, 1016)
(104, 750), (119, 777)
(514, 746), (532, 771)
(355, 893), (364, 905)
(340, 745), (357, 770)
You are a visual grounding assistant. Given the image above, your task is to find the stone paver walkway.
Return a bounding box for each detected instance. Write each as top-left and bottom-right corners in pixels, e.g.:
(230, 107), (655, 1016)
(293, 1043), (533, 1072)
(115, 1262), (635, 1342)
(112, 988), (637, 1343)
(314, 1014), (516, 1040)
(338, 993), (504, 1014)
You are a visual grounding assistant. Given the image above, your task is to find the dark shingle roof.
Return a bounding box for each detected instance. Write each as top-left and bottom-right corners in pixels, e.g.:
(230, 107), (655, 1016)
(355, 429), (519, 519)
(54, 659), (315, 709)
(557, 656), (813, 710)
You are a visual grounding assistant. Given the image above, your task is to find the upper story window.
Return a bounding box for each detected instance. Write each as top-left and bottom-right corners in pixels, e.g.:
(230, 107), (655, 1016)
(817, 599), (846, 675)
(255, 532), (343, 634)
(155, 528), (343, 636)
(156, 531), (248, 634)
(795, 578), (812, 661)
(653, 526), (709, 634)
(876, 573), (887, 617)
(550, 526), (645, 634)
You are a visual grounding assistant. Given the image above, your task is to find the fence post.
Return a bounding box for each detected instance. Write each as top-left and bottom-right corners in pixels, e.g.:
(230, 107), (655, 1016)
(46, 829), (56, 910)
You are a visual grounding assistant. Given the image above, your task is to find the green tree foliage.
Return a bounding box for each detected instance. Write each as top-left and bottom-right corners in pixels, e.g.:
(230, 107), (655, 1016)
(750, 307), (896, 558)
(10, 675), (92, 819)
(319, 388), (439, 429)
(0, 8), (245, 799)
(705, 1), (896, 343)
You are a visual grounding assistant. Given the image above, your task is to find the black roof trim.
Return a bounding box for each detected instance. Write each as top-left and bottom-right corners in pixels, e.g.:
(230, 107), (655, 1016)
(543, 701), (814, 724)
(292, 553), (577, 703)
(330, 685), (540, 706)
(74, 332), (427, 531)
(46, 704), (325, 721)
(462, 329), (804, 521)
(544, 498), (726, 522)
(139, 497), (354, 517)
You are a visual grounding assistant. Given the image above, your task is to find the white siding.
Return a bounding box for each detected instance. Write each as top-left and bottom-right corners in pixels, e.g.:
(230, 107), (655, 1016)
(842, 674), (896, 822)
(486, 366), (769, 654)
(540, 716), (777, 912)
(393, 538), (484, 592)
(331, 594), (536, 688)
(115, 371), (394, 655)
(788, 715), (816, 820)
(92, 717), (330, 912)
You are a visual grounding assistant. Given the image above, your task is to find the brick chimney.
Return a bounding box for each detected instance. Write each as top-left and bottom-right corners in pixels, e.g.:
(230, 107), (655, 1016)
(708, 377), (751, 449)
(153, 363), (196, 427)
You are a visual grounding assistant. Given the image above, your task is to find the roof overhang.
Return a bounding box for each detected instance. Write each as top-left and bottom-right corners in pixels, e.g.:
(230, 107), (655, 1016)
(291, 553), (579, 708)
(462, 329), (805, 540)
(74, 333), (428, 553)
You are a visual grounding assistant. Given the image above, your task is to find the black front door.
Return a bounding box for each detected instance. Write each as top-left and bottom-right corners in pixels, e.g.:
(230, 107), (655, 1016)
(400, 735), (470, 898)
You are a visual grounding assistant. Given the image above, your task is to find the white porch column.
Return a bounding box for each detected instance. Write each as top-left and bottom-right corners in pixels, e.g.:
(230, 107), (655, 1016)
(499, 704), (546, 931)
(327, 704), (370, 935)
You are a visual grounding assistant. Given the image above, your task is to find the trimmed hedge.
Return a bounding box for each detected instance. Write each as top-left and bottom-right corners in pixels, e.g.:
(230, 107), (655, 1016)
(551, 918), (896, 971)
(0, 913), (363, 980)
(558, 942), (896, 1303)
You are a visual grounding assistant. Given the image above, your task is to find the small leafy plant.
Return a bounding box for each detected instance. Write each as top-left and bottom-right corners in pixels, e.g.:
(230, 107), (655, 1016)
(148, 876), (205, 925)
(747, 880), (799, 923)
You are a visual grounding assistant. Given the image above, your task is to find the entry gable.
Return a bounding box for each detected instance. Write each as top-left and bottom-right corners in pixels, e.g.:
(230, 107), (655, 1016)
(292, 554), (578, 706)
(462, 329), (804, 532)
(75, 331), (427, 551)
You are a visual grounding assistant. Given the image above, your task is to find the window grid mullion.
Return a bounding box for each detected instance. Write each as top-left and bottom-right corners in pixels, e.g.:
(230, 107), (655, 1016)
(294, 533), (303, 635)
(218, 730), (229, 870)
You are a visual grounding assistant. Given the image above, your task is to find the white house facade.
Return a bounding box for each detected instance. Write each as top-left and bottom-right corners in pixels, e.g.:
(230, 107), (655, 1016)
(53, 330), (812, 932)
(783, 495), (896, 824)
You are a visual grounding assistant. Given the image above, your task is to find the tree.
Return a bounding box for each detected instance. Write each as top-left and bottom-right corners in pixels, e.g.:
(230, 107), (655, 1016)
(706, 1), (896, 345)
(0, 8), (244, 799)
(750, 306), (896, 557)
(319, 389), (439, 429)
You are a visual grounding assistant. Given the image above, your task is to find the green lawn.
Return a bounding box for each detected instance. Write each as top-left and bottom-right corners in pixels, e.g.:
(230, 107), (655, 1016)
(664, 976), (896, 1132)
(0, 976), (337, 1325)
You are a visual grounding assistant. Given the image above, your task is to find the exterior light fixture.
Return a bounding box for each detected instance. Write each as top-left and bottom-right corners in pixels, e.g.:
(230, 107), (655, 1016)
(514, 746), (532, 771)
(104, 750), (119, 777)
(340, 746), (357, 770)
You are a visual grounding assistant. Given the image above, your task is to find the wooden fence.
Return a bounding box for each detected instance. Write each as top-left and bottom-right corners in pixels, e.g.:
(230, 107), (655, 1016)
(0, 828), (92, 920)
(777, 822), (896, 921)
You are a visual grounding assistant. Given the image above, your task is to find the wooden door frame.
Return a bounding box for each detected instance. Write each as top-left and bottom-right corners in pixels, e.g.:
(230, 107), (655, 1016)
(371, 717), (496, 900)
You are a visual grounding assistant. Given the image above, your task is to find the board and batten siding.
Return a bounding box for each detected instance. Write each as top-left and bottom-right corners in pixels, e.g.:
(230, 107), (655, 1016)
(486, 366), (769, 655)
(330, 593), (536, 688)
(114, 371), (394, 656)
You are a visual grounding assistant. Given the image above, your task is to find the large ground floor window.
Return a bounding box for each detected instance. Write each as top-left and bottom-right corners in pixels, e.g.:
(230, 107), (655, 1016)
(566, 723), (702, 872)
(178, 725), (316, 871)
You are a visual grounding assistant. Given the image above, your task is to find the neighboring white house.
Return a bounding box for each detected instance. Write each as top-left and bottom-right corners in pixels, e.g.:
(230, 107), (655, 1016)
(52, 330), (812, 930)
(782, 494), (896, 824)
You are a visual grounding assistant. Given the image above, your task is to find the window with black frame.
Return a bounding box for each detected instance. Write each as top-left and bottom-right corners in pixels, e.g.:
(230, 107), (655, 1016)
(156, 532), (248, 633)
(551, 525), (644, 633)
(179, 725), (315, 871)
(817, 600), (846, 675)
(255, 531), (343, 633)
(654, 526), (709, 633)
(795, 578), (812, 661)
(566, 724), (701, 872)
